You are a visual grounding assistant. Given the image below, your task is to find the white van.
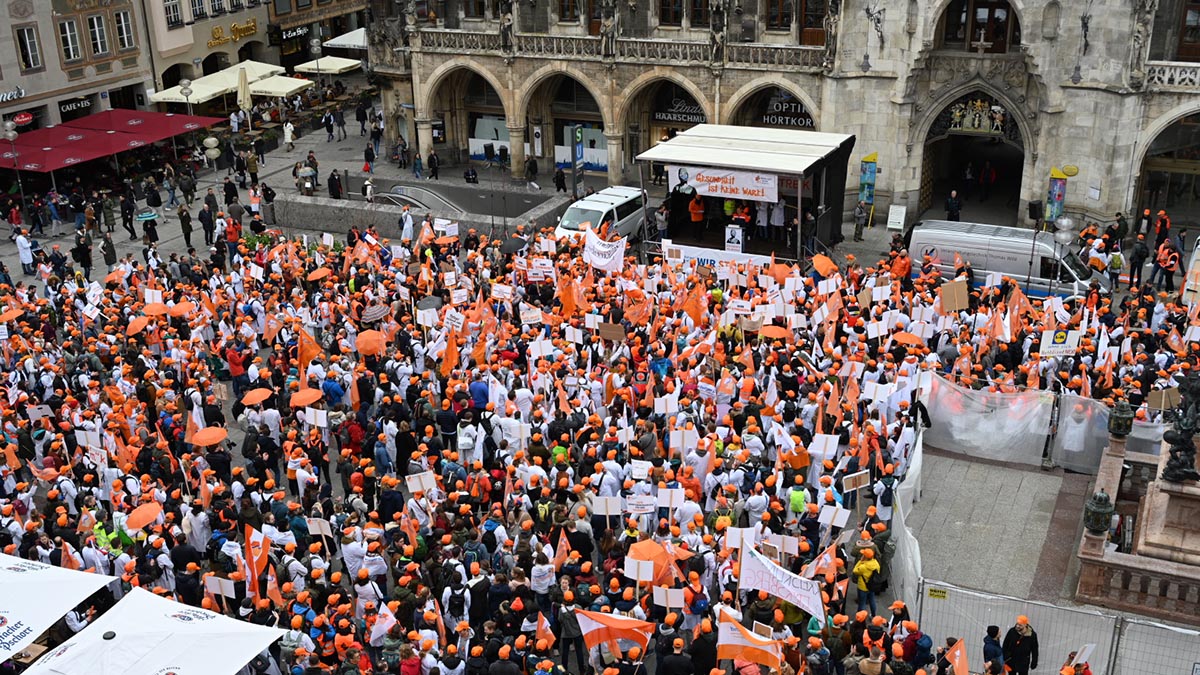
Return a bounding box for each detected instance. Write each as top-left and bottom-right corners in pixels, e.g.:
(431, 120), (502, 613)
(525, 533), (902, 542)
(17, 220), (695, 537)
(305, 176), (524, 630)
(906, 220), (1112, 298)
(555, 186), (647, 240)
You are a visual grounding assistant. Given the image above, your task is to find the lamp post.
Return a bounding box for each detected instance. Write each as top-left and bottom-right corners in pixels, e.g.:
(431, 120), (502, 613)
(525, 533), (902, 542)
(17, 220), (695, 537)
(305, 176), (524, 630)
(179, 78), (194, 117)
(3, 120), (27, 222)
(310, 37), (323, 95)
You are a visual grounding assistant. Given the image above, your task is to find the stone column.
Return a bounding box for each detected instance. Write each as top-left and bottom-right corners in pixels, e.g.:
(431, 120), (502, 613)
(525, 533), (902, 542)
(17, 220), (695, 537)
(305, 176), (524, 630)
(508, 124), (527, 182)
(416, 118), (435, 159)
(605, 130), (624, 187)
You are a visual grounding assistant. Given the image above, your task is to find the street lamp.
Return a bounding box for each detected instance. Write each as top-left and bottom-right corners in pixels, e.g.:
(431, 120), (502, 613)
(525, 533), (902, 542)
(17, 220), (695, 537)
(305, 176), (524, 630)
(179, 78), (194, 117)
(310, 37), (323, 95)
(3, 121), (27, 223)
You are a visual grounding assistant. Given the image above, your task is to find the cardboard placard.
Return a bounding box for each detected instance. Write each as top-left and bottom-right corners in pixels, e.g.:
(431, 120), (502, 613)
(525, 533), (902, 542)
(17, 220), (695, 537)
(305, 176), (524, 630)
(593, 496), (623, 516)
(656, 488), (685, 510)
(940, 279), (970, 313)
(450, 288), (469, 306)
(725, 526), (754, 549)
(27, 405), (54, 422)
(416, 308), (439, 328)
(598, 322), (625, 342)
(444, 310), (466, 332)
(520, 306), (543, 326)
(204, 575), (238, 598)
(405, 471), (438, 493)
(322, 233), (335, 247)
(1148, 387), (1182, 411)
(819, 505), (852, 528)
(753, 622), (774, 638)
(306, 517), (334, 538)
(631, 460), (652, 480)
(624, 558), (655, 582)
(491, 283), (514, 301)
(305, 407), (329, 428)
(653, 586), (687, 608)
(857, 287), (873, 309)
(625, 495), (657, 514)
(842, 470), (871, 492)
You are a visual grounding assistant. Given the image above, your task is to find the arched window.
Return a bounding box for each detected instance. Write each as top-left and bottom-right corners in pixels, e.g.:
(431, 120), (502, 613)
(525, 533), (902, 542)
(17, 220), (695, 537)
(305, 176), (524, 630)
(938, 0), (1021, 53)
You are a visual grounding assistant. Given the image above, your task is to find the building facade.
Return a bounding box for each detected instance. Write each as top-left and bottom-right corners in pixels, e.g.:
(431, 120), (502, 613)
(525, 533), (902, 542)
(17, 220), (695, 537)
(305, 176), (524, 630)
(267, 0), (368, 69)
(367, 0), (1200, 229)
(0, 0), (152, 129)
(144, 0), (273, 92)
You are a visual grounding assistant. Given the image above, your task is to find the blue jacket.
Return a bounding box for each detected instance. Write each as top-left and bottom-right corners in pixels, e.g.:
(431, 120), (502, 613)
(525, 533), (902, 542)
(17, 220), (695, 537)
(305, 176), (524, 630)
(322, 378), (345, 404)
(469, 381), (489, 409)
(983, 636), (1004, 667)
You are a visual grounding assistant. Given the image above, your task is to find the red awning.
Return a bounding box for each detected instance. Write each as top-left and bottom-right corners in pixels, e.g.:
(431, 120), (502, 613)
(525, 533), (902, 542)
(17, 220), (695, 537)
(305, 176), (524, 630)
(62, 109), (223, 144)
(0, 127), (146, 172)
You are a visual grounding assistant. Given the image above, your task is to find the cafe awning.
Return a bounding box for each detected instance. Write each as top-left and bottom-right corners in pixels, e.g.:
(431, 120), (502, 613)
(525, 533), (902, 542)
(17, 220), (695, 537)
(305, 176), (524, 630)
(2, 128), (144, 172)
(635, 124), (855, 177)
(63, 109), (223, 140)
(148, 81), (224, 105)
(249, 75), (314, 98)
(293, 56), (362, 74)
(148, 61), (286, 104)
(323, 27), (367, 50)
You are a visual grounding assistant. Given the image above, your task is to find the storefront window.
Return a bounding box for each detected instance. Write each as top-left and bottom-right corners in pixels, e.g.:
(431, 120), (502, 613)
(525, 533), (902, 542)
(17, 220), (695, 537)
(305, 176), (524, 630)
(59, 20), (81, 62)
(14, 26), (42, 71)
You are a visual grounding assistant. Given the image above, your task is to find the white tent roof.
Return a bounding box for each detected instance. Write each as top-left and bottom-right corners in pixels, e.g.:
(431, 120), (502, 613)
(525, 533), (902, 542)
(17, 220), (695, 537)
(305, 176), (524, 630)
(0, 553), (116, 660)
(24, 588), (285, 675)
(324, 27), (367, 50)
(149, 61), (285, 105)
(635, 124), (855, 176)
(148, 82), (225, 105)
(250, 75), (314, 98)
(294, 56), (362, 74)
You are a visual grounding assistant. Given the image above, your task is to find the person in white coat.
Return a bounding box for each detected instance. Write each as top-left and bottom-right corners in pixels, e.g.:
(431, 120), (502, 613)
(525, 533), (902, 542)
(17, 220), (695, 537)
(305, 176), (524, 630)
(15, 230), (33, 275)
(283, 121), (295, 152)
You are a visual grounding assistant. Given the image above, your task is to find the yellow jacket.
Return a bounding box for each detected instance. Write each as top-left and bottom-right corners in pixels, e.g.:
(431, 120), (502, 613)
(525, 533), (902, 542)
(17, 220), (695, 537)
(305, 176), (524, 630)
(853, 558), (880, 592)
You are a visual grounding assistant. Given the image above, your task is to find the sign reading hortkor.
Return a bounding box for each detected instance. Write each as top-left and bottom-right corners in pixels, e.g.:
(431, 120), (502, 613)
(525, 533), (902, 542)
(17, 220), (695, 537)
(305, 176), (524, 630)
(667, 166), (778, 203)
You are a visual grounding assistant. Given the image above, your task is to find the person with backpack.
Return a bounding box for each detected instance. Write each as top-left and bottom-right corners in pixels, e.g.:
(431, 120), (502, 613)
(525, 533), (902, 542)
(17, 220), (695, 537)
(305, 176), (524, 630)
(442, 565), (471, 627)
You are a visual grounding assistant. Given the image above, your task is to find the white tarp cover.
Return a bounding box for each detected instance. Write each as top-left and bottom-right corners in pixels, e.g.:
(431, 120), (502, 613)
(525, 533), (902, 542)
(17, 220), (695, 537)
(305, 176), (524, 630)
(323, 27), (367, 50)
(24, 587), (285, 675)
(0, 553), (115, 659)
(635, 124), (853, 177)
(921, 375), (1053, 465)
(294, 56), (362, 74)
(250, 75), (314, 98)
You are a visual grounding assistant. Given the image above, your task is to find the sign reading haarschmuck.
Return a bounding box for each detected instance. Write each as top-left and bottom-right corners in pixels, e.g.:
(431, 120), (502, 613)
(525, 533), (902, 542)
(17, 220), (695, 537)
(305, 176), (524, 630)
(667, 165), (778, 203)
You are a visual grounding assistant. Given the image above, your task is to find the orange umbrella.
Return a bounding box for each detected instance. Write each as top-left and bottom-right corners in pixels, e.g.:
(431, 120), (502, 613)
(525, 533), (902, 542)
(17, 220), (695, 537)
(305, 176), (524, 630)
(811, 254), (838, 277)
(290, 389), (324, 407)
(0, 308), (22, 323)
(357, 330), (387, 356)
(169, 301), (197, 318)
(143, 303), (169, 316)
(104, 270), (124, 284)
(192, 426), (228, 446)
(125, 502), (163, 530)
(769, 262), (793, 285)
(242, 388), (273, 406)
(127, 316), (151, 335)
(434, 235), (457, 245)
(307, 268), (331, 281)
(891, 331), (924, 346)
(760, 325), (792, 341)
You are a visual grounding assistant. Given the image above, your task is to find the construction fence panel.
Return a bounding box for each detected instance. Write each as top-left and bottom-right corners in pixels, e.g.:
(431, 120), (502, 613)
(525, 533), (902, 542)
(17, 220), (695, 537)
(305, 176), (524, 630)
(1126, 419), (1165, 456)
(916, 580), (1118, 675)
(923, 376), (1054, 466)
(1052, 394), (1109, 474)
(889, 486), (922, 612)
(1112, 617), (1200, 675)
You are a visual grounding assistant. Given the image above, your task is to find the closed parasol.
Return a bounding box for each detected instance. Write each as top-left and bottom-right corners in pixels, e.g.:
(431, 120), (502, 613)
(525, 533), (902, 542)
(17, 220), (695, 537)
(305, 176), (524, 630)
(357, 329), (387, 356)
(241, 388), (273, 406)
(192, 426), (228, 446)
(290, 388), (324, 407)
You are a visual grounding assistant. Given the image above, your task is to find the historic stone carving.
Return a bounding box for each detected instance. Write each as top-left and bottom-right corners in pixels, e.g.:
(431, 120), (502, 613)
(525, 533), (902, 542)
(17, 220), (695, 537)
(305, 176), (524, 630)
(599, 0), (617, 57)
(8, 0), (34, 19)
(822, 0), (841, 71)
(1129, 0), (1157, 90)
(709, 0), (726, 64)
(1161, 371), (1200, 483)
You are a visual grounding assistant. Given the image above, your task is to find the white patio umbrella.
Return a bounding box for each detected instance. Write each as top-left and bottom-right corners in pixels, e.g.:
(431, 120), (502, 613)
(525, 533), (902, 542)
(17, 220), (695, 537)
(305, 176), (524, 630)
(0, 553), (116, 661)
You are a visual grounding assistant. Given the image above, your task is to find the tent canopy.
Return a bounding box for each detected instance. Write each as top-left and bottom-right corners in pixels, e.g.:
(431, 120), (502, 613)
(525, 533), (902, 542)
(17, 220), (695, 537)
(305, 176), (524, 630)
(635, 124), (855, 177)
(147, 81), (224, 105)
(24, 587), (285, 675)
(0, 553), (116, 660)
(294, 56), (362, 74)
(249, 75), (314, 98)
(323, 27), (367, 50)
(64, 109), (222, 139)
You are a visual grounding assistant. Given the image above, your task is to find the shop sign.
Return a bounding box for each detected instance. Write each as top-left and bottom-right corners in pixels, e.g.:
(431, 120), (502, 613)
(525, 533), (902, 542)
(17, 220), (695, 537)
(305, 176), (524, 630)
(652, 98), (706, 125)
(0, 86), (27, 104)
(59, 97), (92, 114)
(208, 18), (258, 48)
(12, 112), (33, 126)
(667, 165), (778, 203)
(761, 99), (814, 128)
(282, 25), (309, 39)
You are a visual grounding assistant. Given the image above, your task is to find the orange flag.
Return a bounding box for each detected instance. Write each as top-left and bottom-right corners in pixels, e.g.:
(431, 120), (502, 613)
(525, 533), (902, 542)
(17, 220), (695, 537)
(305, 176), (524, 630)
(553, 530), (571, 571)
(559, 277), (578, 317)
(537, 612), (557, 648)
(184, 413), (198, 445)
(199, 474), (212, 508)
(60, 542), (80, 570)
(264, 563), (285, 606)
(297, 329), (322, 385)
(944, 638), (969, 675)
(263, 315), (284, 345)
(350, 370), (361, 411)
(442, 329), (458, 378)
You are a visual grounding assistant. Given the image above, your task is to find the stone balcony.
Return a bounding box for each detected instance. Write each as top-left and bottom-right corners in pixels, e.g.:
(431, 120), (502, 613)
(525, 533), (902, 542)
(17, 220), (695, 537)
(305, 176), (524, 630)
(1145, 61), (1200, 91)
(411, 28), (824, 70)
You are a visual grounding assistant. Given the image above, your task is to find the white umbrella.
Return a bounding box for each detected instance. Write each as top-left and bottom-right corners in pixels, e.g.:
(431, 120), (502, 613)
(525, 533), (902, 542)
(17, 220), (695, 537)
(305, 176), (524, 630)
(0, 553), (117, 661)
(294, 56), (362, 74)
(24, 587), (285, 675)
(323, 27), (367, 50)
(237, 67), (252, 131)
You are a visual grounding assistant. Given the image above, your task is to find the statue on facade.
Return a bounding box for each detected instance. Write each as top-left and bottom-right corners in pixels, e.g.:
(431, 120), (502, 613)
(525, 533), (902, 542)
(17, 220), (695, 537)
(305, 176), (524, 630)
(822, 0), (841, 71)
(709, 0), (726, 63)
(1162, 371), (1200, 483)
(500, 10), (515, 50)
(402, 0), (419, 45)
(599, 0), (618, 58)
(1129, 0), (1157, 90)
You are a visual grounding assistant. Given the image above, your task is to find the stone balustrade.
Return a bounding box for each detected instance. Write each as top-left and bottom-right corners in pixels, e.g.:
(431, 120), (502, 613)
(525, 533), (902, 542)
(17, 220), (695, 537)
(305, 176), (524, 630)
(1145, 61), (1200, 90)
(410, 29), (822, 69)
(1076, 548), (1200, 624)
